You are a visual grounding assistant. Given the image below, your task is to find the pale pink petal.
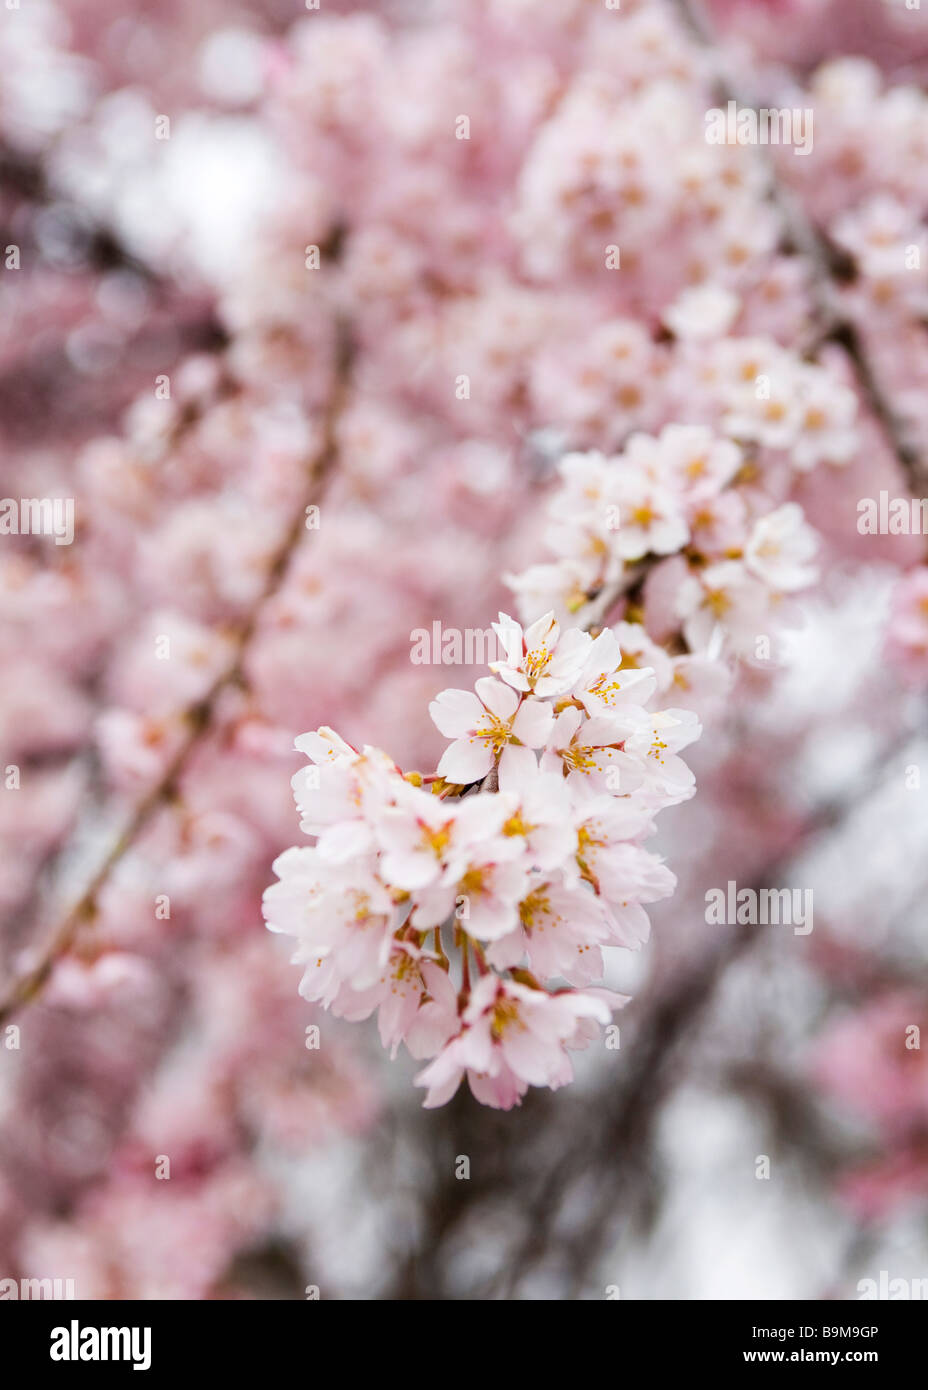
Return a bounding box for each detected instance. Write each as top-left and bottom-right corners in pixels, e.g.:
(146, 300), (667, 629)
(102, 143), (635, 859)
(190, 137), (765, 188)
(512, 698), (555, 748)
(429, 688), (485, 738)
(436, 738), (495, 783)
(475, 676), (520, 721)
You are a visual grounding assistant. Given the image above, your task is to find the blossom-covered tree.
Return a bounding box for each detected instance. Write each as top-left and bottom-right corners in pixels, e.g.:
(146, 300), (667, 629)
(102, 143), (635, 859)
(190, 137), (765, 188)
(1, 0), (927, 1300)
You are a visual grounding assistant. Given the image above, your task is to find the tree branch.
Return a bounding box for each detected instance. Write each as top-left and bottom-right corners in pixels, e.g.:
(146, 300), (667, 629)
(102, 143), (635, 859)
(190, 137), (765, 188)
(670, 0), (928, 497)
(0, 321), (355, 1026)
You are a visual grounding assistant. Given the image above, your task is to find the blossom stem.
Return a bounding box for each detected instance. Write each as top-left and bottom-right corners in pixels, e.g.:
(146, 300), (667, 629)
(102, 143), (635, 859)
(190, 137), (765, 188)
(471, 939), (489, 977)
(459, 927), (471, 996)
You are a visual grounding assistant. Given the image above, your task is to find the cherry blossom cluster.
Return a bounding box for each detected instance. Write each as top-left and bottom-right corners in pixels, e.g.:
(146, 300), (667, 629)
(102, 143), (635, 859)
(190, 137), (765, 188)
(264, 612), (700, 1109)
(508, 390), (835, 661)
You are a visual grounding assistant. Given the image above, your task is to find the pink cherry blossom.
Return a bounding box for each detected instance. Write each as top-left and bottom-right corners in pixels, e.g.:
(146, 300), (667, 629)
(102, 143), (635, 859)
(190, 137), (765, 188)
(415, 976), (625, 1110)
(429, 677), (554, 783)
(489, 610), (592, 697)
